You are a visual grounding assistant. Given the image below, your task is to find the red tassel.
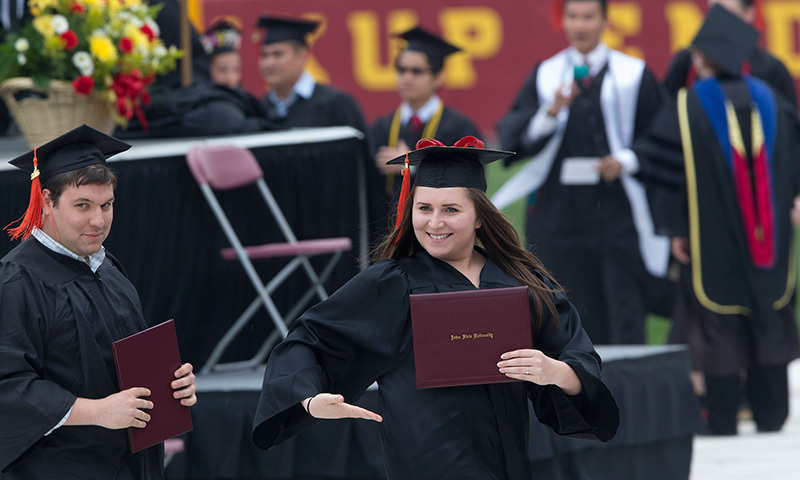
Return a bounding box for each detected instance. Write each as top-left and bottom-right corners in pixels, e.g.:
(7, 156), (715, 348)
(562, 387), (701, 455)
(753, 0), (765, 35)
(6, 148), (44, 241)
(550, 0), (563, 31)
(394, 152), (412, 231)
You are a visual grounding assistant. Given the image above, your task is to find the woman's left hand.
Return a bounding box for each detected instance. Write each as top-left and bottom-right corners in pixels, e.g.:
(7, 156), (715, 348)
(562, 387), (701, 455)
(498, 349), (582, 395)
(172, 363), (197, 407)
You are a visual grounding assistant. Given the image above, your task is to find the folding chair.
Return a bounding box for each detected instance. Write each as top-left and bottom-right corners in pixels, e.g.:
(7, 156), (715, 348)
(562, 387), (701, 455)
(186, 144), (353, 374)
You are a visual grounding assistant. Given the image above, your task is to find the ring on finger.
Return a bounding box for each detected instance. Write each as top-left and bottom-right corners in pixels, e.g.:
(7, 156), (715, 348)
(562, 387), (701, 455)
(525, 367), (529, 375)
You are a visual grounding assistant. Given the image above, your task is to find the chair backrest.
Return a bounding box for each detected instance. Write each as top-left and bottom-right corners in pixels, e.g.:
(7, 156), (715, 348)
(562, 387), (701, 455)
(186, 144), (263, 190)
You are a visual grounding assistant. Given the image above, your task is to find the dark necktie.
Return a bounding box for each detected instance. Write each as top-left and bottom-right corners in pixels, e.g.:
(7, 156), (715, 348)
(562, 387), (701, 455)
(409, 113), (423, 136)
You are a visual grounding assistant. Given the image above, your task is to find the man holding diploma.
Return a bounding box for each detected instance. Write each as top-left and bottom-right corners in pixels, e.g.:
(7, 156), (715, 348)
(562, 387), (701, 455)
(0, 125), (196, 479)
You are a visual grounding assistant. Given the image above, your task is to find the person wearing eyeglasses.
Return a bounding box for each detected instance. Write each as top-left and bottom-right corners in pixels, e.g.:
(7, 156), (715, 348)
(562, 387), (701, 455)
(367, 26), (478, 238)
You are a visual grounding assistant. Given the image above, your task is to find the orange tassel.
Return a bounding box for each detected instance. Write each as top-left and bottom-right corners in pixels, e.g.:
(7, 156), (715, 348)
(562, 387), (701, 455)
(6, 148), (44, 241)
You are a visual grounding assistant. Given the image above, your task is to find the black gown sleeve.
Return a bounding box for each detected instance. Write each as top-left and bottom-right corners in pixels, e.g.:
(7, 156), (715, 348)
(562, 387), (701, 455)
(634, 96), (689, 237)
(496, 64), (554, 165)
(252, 260), (409, 449)
(0, 264), (76, 472)
(663, 49), (692, 98)
(527, 276), (619, 442)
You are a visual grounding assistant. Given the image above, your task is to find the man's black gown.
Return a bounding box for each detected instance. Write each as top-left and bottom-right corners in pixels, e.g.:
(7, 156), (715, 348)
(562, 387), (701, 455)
(261, 83), (367, 133)
(496, 64), (666, 344)
(0, 239), (163, 479)
(252, 248), (618, 480)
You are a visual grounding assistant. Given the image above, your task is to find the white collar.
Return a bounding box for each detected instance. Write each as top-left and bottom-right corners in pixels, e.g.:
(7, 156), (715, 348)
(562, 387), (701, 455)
(400, 95), (441, 124)
(31, 227), (106, 273)
(568, 43), (609, 77)
(293, 71), (316, 100)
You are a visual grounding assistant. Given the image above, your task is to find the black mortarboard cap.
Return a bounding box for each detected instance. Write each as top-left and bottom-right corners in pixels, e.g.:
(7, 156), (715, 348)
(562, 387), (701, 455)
(691, 4), (759, 75)
(258, 15), (319, 46)
(9, 124), (131, 184)
(201, 19), (243, 56)
(398, 26), (461, 66)
(386, 137), (513, 191)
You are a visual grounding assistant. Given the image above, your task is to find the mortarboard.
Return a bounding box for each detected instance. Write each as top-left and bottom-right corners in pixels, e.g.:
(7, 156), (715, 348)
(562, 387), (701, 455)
(257, 15), (319, 46)
(691, 4), (759, 76)
(6, 125), (130, 240)
(201, 19), (243, 56)
(397, 26), (461, 67)
(386, 137), (513, 228)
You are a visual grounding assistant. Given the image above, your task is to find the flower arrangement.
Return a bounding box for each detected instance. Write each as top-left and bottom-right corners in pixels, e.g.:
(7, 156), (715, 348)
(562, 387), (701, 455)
(0, 0), (182, 127)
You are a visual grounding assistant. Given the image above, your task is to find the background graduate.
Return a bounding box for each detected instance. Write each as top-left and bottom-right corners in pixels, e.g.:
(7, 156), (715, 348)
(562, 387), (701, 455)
(0, 125), (197, 478)
(252, 136), (618, 479)
(257, 15), (366, 132)
(367, 26), (479, 203)
(635, 6), (800, 435)
(494, 0), (669, 345)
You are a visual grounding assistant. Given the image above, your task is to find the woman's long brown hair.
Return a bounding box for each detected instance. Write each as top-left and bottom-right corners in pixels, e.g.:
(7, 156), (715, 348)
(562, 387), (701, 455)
(373, 187), (563, 330)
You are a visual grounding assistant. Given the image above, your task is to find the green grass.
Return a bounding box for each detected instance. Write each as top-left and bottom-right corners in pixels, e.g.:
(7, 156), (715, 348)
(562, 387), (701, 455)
(486, 161), (800, 346)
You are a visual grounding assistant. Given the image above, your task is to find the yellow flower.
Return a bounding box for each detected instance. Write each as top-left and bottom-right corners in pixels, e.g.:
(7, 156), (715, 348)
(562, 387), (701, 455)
(28, 0), (57, 16)
(32, 15), (55, 38)
(125, 24), (150, 53)
(82, 0), (105, 10)
(124, 0), (142, 8)
(90, 35), (118, 64)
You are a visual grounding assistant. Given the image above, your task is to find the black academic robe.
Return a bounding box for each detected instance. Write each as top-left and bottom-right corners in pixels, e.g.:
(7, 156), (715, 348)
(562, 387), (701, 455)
(116, 83), (274, 139)
(261, 83), (367, 133)
(496, 64), (666, 345)
(366, 106), (479, 237)
(0, 239), (163, 479)
(252, 248), (619, 480)
(663, 47), (798, 107)
(635, 77), (800, 374)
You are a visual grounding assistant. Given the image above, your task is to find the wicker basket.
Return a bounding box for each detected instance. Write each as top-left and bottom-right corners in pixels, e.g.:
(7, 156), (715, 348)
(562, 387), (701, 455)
(0, 77), (117, 148)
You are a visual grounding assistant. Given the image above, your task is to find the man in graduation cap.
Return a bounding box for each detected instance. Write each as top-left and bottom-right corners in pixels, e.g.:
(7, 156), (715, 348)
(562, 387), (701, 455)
(635, 5), (800, 435)
(367, 26), (479, 199)
(257, 15), (366, 132)
(663, 0), (797, 106)
(494, 0), (670, 346)
(0, 125), (197, 478)
(252, 136), (618, 479)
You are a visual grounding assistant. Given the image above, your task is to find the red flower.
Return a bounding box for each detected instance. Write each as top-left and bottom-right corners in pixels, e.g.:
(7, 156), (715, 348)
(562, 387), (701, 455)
(119, 37), (134, 54)
(70, 2), (85, 14)
(72, 76), (95, 95)
(140, 25), (156, 41)
(60, 30), (79, 51)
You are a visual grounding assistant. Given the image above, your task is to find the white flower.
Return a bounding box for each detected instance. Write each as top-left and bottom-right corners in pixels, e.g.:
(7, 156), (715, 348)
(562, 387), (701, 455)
(14, 38), (29, 52)
(72, 51), (94, 76)
(153, 45), (167, 57)
(17, 53), (26, 66)
(129, 17), (143, 28)
(51, 15), (69, 35)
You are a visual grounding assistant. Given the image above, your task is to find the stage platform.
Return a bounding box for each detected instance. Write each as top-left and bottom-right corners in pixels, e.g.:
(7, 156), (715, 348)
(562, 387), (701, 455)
(165, 345), (701, 480)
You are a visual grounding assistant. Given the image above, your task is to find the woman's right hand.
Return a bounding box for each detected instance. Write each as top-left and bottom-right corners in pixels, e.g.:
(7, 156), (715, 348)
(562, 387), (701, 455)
(303, 393), (382, 422)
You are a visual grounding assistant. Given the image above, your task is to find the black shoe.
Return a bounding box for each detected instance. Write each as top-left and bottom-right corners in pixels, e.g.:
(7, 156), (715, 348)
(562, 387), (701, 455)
(697, 423), (737, 436)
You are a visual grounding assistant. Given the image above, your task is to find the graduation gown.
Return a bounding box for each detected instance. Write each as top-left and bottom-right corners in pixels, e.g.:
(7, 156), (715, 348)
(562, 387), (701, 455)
(0, 238), (163, 479)
(495, 51), (667, 344)
(635, 76), (800, 374)
(261, 83), (367, 133)
(116, 83), (274, 139)
(252, 248), (619, 480)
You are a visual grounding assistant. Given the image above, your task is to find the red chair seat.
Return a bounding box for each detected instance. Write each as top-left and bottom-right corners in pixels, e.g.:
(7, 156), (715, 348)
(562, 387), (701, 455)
(221, 237), (352, 260)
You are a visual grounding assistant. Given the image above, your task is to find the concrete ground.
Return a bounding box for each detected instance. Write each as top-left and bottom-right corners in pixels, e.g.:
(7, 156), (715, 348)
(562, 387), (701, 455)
(690, 359), (800, 479)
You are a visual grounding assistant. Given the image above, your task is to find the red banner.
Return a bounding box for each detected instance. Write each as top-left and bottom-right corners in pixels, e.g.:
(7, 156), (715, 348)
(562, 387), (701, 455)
(196, 0), (800, 137)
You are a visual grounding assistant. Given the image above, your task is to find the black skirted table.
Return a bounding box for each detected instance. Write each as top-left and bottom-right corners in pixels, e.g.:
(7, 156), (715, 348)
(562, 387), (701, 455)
(164, 345), (702, 480)
(0, 127), (371, 366)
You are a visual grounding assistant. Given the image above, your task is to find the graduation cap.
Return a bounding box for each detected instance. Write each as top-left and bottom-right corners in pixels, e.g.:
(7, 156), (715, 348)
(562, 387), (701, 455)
(397, 26), (461, 68)
(201, 19), (243, 56)
(691, 4), (759, 76)
(257, 15), (319, 46)
(386, 137), (513, 228)
(5, 125), (130, 241)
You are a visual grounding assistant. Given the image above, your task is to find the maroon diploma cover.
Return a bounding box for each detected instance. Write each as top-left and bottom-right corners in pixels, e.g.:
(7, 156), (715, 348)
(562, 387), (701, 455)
(410, 286), (532, 389)
(112, 319), (193, 453)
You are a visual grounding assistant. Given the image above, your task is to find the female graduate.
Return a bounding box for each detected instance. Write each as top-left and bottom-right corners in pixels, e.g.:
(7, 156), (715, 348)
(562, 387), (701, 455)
(252, 137), (619, 480)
